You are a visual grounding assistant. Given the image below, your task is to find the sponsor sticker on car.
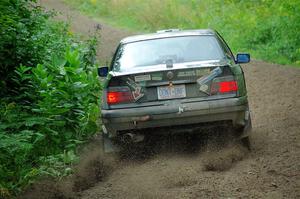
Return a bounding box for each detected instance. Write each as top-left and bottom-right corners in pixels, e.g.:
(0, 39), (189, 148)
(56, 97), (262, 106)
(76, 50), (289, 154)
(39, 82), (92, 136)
(177, 70), (196, 77)
(196, 68), (210, 76)
(151, 73), (163, 81)
(134, 74), (151, 82)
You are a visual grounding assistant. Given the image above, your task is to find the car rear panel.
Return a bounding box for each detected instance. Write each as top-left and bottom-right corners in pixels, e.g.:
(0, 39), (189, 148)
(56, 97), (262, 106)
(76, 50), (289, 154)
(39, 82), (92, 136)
(105, 65), (237, 109)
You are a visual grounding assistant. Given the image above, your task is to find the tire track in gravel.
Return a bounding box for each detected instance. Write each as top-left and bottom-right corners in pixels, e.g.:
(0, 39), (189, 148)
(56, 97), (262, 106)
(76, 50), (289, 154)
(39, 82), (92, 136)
(28, 1), (300, 198)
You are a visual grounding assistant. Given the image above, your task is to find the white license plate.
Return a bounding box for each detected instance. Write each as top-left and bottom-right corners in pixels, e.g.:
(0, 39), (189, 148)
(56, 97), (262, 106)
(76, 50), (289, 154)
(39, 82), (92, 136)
(157, 85), (186, 100)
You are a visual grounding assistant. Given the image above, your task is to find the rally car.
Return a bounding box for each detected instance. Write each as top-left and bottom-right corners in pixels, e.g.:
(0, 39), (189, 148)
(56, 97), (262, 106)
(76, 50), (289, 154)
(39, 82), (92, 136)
(98, 29), (252, 152)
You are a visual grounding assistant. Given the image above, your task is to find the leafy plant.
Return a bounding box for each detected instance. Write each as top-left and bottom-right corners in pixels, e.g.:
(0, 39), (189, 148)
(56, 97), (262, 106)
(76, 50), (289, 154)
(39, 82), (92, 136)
(0, 0), (71, 96)
(0, 47), (101, 197)
(0, 0), (102, 197)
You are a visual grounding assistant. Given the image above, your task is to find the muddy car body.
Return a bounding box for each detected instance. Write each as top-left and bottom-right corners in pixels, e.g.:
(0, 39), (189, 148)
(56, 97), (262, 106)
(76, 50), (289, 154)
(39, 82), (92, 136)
(99, 29), (251, 152)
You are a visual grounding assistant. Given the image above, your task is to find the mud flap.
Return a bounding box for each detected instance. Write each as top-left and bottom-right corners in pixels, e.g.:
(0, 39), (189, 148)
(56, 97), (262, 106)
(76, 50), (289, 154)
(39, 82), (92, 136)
(240, 116), (252, 150)
(241, 115), (252, 138)
(102, 134), (120, 153)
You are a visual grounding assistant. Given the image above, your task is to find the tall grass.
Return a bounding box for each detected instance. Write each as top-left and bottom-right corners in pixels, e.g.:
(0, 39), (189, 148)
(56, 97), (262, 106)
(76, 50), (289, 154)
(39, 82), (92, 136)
(64, 0), (300, 66)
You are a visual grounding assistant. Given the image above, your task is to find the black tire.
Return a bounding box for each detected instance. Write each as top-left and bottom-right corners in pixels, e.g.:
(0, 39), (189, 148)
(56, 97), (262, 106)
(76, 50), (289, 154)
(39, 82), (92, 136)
(236, 115), (252, 151)
(241, 136), (251, 151)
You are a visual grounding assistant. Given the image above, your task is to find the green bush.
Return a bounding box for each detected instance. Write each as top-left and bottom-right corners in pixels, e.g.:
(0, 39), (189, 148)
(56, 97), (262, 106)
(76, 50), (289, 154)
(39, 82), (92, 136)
(64, 0), (300, 66)
(0, 0), (102, 197)
(0, 0), (71, 96)
(0, 48), (101, 197)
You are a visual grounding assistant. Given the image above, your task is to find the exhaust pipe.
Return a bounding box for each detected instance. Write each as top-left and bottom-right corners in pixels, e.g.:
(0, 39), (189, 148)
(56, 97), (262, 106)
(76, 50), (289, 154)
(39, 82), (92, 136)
(122, 133), (144, 143)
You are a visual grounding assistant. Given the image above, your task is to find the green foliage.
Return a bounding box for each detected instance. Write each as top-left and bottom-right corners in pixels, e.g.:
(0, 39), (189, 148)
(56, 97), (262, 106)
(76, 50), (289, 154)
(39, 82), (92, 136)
(65, 0), (300, 66)
(0, 0), (71, 95)
(0, 0), (102, 197)
(0, 48), (101, 197)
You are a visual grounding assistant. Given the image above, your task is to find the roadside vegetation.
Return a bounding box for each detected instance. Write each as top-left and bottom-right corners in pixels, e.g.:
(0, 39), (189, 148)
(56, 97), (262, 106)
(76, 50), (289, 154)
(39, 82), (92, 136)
(64, 0), (300, 66)
(0, 0), (101, 197)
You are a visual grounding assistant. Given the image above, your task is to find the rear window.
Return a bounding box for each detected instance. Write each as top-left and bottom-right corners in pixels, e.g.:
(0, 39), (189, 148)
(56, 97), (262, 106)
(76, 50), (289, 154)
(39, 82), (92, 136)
(112, 36), (225, 72)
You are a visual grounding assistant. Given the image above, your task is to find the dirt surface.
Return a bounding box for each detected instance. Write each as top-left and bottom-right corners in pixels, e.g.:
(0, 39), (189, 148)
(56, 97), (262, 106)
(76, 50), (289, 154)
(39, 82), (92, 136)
(25, 1), (300, 198)
(38, 0), (133, 63)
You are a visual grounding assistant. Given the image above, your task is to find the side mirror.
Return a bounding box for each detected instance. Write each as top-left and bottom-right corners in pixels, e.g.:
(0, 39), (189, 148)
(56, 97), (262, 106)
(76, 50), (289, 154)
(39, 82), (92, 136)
(97, 66), (108, 77)
(236, 53), (250, 64)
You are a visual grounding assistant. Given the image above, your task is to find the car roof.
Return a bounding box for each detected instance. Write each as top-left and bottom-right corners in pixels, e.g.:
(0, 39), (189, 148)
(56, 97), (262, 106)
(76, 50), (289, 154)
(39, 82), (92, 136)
(120, 29), (216, 44)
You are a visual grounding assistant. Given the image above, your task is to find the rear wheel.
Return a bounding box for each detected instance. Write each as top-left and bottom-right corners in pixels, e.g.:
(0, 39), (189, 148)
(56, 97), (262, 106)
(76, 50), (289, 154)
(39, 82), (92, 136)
(241, 136), (251, 151)
(235, 116), (252, 151)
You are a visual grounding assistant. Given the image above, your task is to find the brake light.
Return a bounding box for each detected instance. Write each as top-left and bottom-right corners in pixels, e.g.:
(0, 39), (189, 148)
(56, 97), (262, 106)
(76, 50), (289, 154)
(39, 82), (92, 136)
(211, 80), (238, 94)
(107, 90), (133, 105)
(219, 81), (238, 93)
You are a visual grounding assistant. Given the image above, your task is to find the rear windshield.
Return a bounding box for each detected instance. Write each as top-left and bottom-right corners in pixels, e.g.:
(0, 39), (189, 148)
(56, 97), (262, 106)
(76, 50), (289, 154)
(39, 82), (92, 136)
(112, 36), (225, 72)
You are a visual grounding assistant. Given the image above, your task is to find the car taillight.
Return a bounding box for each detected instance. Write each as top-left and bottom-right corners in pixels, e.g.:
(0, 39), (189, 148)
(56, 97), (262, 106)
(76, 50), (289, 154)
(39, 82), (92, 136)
(219, 81), (238, 93)
(107, 88), (134, 105)
(211, 80), (238, 95)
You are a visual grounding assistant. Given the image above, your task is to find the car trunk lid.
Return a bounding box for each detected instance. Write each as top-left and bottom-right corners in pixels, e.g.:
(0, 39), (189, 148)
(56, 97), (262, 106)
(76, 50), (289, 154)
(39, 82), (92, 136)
(106, 65), (236, 108)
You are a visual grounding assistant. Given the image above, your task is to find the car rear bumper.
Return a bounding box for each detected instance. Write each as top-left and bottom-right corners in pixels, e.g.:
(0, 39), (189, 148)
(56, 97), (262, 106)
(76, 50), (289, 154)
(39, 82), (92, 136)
(101, 97), (249, 137)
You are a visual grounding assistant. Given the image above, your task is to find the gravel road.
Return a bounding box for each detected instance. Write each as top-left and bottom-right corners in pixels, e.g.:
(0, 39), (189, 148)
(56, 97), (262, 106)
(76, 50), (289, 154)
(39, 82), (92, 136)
(24, 1), (300, 198)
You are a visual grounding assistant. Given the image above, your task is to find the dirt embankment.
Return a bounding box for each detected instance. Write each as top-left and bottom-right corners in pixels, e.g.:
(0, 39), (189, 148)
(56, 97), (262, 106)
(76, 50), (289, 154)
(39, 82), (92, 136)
(23, 1), (300, 199)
